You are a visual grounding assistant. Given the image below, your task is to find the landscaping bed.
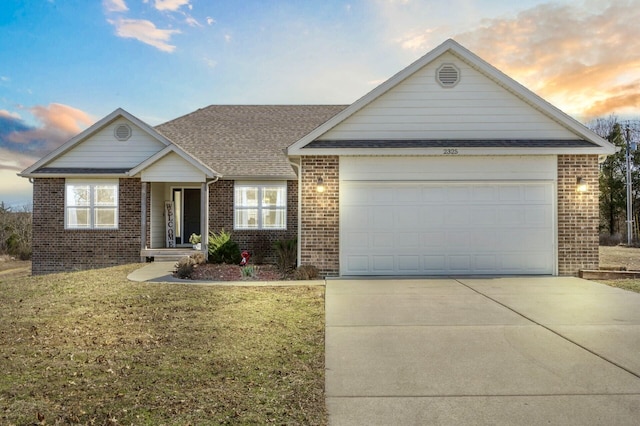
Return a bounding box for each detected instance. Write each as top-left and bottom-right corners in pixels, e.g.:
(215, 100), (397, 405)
(188, 263), (288, 281)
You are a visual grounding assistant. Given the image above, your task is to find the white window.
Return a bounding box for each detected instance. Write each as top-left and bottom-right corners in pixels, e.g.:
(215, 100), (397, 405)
(65, 180), (118, 229)
(234, 182), (286, 230)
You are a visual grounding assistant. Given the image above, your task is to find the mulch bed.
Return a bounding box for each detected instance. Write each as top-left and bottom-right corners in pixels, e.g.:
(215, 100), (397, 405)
(186, 263), (290, 281)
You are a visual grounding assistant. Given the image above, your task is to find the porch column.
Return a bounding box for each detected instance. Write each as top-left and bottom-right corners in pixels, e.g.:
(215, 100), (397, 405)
(140, 181), (147, 261)
(201, 182), (209, 259)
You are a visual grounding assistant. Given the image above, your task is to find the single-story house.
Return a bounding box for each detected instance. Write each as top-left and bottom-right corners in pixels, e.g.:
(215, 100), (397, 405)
(20, 39), (616, 276)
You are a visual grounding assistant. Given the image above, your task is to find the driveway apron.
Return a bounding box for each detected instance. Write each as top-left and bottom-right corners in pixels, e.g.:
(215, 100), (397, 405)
(325, 277), (640, 425)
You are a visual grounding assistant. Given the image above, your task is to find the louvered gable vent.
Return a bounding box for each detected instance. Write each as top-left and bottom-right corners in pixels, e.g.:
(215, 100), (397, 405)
(437, 63), (460, 88)
(114, 124), (132, 141)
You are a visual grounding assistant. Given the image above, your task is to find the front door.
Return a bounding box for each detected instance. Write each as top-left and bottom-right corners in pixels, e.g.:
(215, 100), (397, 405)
(183, 189), (201, 243)
(173, 188), (201, 245)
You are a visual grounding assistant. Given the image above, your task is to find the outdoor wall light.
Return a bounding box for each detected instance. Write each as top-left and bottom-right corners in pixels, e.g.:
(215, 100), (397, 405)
(316, 177), (325, 193)
(576, 177), (588, 193)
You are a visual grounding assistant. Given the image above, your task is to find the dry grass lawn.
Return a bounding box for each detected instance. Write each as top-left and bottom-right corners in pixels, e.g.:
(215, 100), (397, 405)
(0, 264), (326, 425)
(598, 246), (640, 293)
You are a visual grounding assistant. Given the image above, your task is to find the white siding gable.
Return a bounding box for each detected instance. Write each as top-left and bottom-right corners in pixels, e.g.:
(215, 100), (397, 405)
(48, 117), (166, 169)
(320, 52), (577, 141)
(141, 152), (206, 182)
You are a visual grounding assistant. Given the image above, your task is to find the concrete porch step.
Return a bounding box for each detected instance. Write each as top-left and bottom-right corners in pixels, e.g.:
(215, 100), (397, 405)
(140, 249), (199, 262)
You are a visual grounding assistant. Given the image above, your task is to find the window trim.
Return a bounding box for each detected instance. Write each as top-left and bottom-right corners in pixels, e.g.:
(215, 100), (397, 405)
(234, 181), (287, 230)
(65, 179), (119, 230)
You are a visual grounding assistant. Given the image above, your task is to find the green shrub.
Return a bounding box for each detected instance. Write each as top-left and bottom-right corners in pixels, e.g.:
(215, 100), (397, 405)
(274, 238), (297, 274)
(208, 230), (242, 264)
(294, 265), (319, 280)
(241, 265), (255, 279)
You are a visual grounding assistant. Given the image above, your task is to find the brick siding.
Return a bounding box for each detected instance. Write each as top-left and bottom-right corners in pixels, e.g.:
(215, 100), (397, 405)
(32, 178), (142, 275)
(208, 180), (298, 264)
(557, 154), (600, 275)
(299, 156), (340, 277)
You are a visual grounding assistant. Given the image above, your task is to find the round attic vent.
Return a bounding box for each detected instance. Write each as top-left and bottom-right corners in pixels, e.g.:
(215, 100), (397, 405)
(114, 124), (132, 141)
(436, 63), (460, 88)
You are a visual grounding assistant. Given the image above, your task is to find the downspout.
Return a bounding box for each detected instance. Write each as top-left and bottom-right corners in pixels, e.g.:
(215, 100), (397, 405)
(289, 158), (302, 267)
(203, 176), (220, 260)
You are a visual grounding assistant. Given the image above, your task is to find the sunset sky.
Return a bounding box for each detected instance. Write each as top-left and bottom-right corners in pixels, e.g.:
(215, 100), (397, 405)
(1, 0), (639, 207)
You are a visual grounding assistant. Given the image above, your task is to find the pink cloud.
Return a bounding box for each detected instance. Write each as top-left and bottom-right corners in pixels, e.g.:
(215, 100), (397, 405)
(108, 18), (180, 52)
(103, 0), (128, 13)
(153, 0), (190, 12)
(453, 1), (640, 119)
(8, 104), (93, 151)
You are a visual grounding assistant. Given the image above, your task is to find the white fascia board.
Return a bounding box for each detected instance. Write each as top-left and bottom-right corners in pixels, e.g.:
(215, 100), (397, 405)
(128, 145), (221, 178)
(20, 108), (175, 176)
(19, 172), (129, 179)
(294, 146), (617, 156)
(221, 175), (297, 181)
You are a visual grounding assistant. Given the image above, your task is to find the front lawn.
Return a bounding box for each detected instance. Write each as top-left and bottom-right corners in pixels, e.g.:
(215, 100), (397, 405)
(0, 264), (326, 425)
(598, 246), (640, 293)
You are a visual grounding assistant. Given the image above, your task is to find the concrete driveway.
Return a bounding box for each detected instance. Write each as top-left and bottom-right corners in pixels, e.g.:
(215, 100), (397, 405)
(325, 277), (640, 425)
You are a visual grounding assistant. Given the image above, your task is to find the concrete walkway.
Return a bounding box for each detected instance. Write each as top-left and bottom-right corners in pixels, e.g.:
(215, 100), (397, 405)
(325, 277), (640, 425)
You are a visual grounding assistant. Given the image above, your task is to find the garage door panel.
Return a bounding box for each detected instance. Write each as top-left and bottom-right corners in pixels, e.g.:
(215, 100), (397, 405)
(422, 186), (446, 202)
(372, 256), (394, 273)
(475, 255), (498, 271)
(445, 209), (470, 225)
(372, 233), (394, 248)
(372, 188), (394, 203)
(397, 232), (421, 248)
(447, 186), (472, 202)
(398, 256), (421, 272)
(449, 255), (471, 271)
(472, 185), (497, 201)
(398, 187), (421, 202)
(498, 186), (522, 201)
(344, 231), (369, 248)
(397, 209), (420, 227)
(341, 180), (554, 275)
(471, 207), (499, 225)
(525, 184), (551, 201)
(421, 206), (445, 224)
(423, 231), (446, 247)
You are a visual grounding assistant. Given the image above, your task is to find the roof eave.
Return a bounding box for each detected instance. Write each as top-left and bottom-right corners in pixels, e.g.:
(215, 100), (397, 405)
(292, 146), (617, 156)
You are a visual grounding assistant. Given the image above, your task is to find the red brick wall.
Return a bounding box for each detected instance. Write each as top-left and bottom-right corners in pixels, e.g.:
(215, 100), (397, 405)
(557, 154), (600, 275)
(299, 156), (340, 277)
(208, 180), (298, 264)
(32, 178), (142, 275)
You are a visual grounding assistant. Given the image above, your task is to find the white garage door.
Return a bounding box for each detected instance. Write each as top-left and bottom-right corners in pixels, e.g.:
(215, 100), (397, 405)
(340, 157), (556, 276)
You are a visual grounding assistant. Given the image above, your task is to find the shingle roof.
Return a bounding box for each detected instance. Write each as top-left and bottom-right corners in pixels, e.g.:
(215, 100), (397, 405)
(155, 105), (347, 179)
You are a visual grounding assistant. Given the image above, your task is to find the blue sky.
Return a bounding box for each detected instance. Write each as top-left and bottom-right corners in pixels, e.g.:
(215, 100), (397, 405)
(1, 0), (639, 208)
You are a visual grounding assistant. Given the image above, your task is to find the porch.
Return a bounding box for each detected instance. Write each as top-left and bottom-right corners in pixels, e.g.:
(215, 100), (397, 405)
(140, 181), (211, 261)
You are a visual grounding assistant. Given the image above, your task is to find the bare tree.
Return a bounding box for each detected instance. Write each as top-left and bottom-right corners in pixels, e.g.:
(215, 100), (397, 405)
(0, 202), (32, 259)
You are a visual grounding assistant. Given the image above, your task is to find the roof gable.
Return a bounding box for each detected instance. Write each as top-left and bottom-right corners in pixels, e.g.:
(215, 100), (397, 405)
(129, 145), (220, 181)
(20, 108), (175, 177)
(287, 39), (616, 156)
